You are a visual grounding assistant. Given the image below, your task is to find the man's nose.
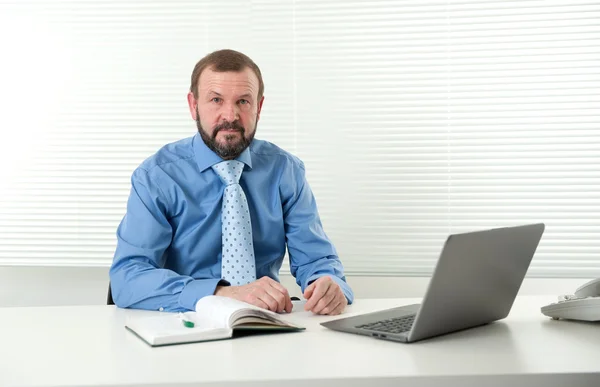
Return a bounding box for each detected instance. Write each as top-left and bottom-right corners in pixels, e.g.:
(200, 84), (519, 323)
(221, 102), (239, 122)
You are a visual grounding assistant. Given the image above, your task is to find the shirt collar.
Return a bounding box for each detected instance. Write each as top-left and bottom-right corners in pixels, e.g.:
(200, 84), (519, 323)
(193, 132), (253, 172)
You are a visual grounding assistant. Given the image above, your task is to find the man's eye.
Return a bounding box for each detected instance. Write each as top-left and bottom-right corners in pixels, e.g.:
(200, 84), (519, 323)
(239, 99), (249, 105)
(212, 98), (221, 103)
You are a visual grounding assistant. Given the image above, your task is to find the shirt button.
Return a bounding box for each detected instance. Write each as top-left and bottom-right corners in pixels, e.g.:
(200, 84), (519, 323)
(159, 307), (164, 312)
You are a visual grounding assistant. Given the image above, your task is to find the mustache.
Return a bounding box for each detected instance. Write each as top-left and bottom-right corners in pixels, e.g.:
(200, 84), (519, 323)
(213, 121), (245, 133)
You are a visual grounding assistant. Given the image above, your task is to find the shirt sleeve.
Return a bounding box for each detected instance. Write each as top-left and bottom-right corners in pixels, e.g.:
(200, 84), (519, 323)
(281, 160), (354, 304)
(109, 168), (226, 312)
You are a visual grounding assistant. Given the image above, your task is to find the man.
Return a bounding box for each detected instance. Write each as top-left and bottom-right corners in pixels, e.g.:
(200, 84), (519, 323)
(109, 49), (353, 316)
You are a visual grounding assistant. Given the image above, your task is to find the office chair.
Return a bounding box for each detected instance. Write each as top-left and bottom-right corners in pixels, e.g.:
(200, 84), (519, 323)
(107, 282), (114, 305)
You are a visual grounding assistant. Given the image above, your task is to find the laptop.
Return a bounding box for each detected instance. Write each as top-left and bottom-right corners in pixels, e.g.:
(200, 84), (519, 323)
(321, 223), (545, 343)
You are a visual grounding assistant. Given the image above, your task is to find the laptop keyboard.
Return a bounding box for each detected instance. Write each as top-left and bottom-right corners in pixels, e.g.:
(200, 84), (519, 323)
(356, 315), (416, 334)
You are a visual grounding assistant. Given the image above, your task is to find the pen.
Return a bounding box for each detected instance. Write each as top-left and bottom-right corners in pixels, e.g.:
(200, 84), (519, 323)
(178, 313), (195, 328)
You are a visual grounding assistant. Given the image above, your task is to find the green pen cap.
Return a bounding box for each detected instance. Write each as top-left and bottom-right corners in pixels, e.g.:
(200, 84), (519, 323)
(182, 319), (195, 328)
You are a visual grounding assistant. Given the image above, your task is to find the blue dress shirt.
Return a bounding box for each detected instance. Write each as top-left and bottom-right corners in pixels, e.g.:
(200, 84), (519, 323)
(109, 133), (354, 311)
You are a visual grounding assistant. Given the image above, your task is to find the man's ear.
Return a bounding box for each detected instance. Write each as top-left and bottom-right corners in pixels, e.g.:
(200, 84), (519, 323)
(187, 91), (198, 120)
(256, 96), (265, 121)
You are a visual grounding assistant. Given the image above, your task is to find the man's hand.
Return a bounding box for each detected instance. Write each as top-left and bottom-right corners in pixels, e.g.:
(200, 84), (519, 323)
(215, 276), (293, 313)
(303, 276), (347, 315)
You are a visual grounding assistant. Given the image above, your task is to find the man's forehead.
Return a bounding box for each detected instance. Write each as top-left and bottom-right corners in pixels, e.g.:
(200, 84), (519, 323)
(199, 68), (258, 95)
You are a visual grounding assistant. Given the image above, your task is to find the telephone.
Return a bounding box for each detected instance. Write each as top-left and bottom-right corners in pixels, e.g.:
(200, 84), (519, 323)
(541, 278), (600, 322)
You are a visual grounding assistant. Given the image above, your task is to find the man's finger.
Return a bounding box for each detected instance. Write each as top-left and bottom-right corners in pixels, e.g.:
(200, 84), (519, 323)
(266, 279), (292, 311)
(246, 293), (271, 311)
(312, 287), (336, 314)
(332, 291), (348, 315)
(304, 280), (331, 311)
(320, 298), (342, 316)
(333, 295), (348, 315)
(303, 281), (323, 311)
(284, 294), (293, 313)
(256, 277), (291, 313)
(264, 285), (287, 313)
(314, 290), (337, 314)
(303, 281), (317, 300)
(255, 290), (280, 312)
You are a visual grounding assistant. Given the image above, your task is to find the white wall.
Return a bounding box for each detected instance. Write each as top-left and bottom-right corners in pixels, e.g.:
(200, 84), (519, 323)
(2, 1), (599, 280)
(0, 266), (591, 308)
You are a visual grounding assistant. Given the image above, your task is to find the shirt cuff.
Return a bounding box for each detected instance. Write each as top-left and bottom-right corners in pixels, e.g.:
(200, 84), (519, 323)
(306, 274), (354, 305)
(178, 278), (227, 311)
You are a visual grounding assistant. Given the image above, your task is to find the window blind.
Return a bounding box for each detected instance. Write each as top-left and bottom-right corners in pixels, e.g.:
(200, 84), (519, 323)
(0, 0), (598, 278)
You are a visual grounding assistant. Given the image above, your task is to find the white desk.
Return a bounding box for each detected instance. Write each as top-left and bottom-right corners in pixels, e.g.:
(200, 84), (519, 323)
(1, 296), (598, 387)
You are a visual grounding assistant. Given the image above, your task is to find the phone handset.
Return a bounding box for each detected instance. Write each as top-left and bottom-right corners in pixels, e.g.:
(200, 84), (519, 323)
(574, 278), (600, 298)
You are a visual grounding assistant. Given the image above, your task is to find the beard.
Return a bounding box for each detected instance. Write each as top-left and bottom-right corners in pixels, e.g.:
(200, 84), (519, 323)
(196, 106), (256, 160)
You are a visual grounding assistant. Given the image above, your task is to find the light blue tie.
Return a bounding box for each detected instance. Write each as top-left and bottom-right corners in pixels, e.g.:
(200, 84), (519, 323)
(212, 161), (256, 286)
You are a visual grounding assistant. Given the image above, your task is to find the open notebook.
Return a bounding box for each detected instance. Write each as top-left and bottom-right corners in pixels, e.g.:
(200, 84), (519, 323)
(125, 295), (305, 346)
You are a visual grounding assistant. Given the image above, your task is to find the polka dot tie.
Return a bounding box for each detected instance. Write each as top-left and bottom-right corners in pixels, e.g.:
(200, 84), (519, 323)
(212, 161), (256, 286)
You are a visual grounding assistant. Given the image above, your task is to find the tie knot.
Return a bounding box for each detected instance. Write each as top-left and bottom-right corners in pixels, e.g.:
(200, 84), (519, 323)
(212, 160), (244, 186)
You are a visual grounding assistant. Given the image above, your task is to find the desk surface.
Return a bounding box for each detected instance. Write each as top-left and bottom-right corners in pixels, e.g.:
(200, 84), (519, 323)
(1, 296), (598, 387)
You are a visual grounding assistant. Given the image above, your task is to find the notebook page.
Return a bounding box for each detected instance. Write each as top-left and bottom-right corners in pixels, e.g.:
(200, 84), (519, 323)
(125, 312), (231, 346)
(194, 296), (272, 327)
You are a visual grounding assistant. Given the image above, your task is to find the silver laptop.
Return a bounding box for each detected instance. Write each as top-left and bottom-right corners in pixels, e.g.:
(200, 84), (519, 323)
(321, 223), (545, 343)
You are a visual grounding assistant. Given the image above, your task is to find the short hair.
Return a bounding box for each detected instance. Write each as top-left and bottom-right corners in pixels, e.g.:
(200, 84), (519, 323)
(190, 49), (264, 100)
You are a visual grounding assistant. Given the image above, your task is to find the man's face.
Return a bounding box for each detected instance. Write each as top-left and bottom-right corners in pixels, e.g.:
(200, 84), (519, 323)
(187, 67), (264, 160)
